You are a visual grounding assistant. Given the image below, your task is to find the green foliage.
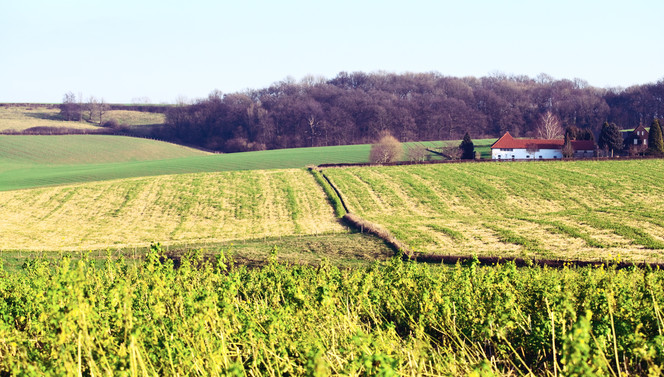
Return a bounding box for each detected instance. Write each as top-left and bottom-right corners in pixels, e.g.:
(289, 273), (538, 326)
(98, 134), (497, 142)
(309, 169), (346, 217)
(3, 254), (664, 375)
(459, 132), (475, 159)
(598, 122), (623, 155)
(646, 118), (664, 155)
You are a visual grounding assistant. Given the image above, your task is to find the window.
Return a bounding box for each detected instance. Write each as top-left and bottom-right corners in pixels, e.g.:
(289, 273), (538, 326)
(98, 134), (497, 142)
(539, 156), (543, 159)
(500, 148), (513, 151)
(634, 139), (638, 145)
(644, 139), (647, 145)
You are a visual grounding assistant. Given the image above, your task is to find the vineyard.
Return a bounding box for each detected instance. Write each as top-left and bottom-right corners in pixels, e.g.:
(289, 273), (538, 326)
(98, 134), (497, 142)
(2, 248), (663, 376)
(324, 159), (664, 262)
(0, 170), (345, 251)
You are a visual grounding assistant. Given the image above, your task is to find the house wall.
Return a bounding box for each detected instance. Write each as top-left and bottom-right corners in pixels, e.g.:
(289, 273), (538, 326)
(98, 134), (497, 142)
(492, 148), (562, 160)
(574, 149), (595, 158)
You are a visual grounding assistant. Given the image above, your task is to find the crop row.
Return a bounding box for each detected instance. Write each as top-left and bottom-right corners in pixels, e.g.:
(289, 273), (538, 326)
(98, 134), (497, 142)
(0, 170), (344, 251)
(324, 159), (664, 261)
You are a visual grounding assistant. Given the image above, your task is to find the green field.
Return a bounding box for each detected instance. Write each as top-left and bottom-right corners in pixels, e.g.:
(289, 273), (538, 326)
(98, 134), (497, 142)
(325, 159), (664, 262)
(0, 135), (495, 191)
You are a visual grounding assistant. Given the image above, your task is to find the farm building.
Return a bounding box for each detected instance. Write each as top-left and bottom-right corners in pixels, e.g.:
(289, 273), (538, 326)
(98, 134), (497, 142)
(491, 132), (595, 160)
(624, 124), (649, 149)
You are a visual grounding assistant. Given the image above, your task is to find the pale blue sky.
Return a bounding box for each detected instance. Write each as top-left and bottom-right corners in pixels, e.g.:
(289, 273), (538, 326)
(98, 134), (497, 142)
(1, 0), (662, 103)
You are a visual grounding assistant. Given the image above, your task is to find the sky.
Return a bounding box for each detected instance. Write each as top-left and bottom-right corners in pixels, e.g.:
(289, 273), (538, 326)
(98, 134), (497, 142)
(1, 0), (662, 103)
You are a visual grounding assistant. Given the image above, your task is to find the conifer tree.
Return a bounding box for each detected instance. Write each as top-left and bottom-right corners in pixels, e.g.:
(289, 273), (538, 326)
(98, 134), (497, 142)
(459, 132), (475, 159)
(598, 122), (623, 157)
(646, 119), (664, 156)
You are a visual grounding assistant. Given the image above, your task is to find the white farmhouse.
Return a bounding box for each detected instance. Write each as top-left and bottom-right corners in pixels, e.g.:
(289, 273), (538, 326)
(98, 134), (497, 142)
(491, 132), (595, 160)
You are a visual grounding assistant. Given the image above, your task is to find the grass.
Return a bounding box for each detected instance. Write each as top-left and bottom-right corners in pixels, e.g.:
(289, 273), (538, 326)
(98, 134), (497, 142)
(325, 159), (664, 262)
(0, 169), (347, 251)
(0, 233), (393, 273)
(0, 106), (164, 132)
(0, 135), (208, 165)
(103, 109), (165, 126)
(0, 136), (494, 191)
(0, 106), (97, 131)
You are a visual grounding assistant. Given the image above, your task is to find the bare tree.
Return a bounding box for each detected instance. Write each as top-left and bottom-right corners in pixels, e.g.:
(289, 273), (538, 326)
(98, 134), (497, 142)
(562, 138), (575, 158)
(97, 98), (109, 125)
(131, 96), (151, 105)
(369, 130), (402, 164)
(406, 144), (429, 162)
(59, 91), (81, 121)
(536, 111), (564, 139)
(86, 96), (110, 125)
(86, 96), (98, 122)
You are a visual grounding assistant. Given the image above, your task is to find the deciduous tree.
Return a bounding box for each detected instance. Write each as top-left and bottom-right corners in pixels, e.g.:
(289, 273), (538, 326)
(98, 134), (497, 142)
(562, 133), (575, 158)
(59, 92), (81, 121)
(369, 130), (402, 164)
(536, 111), (564, 139)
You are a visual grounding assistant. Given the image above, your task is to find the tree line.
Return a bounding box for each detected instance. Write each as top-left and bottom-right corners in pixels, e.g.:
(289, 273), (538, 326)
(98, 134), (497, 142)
(62, 72), (664, 152)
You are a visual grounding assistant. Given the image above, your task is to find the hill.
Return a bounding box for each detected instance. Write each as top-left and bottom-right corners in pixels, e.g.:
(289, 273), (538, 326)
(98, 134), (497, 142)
(0, 105), (165, 132)
(0, 135), (495, 191)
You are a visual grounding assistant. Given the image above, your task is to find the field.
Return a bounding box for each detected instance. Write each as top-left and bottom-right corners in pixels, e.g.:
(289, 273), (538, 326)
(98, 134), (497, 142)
(0, 169), (346, 251)
(2, 129), (664, 375)
(0, 135), (495, 191)
(325, 159), (664, 262)
(3, 251), (663, 375)
(0, 106), (165, 132)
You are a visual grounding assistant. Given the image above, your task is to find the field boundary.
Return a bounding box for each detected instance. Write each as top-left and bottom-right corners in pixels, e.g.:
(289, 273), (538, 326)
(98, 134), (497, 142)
(318, 155), (664, 169)
(411, 253), (664, 269)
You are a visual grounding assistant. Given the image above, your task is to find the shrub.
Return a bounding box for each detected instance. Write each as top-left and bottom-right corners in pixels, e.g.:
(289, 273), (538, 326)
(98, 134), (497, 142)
(102, 118), (119, 128)
(369, 131), (402, 164)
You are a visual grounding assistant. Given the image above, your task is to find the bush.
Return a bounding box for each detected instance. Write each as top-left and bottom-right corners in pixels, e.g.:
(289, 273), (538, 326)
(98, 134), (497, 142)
(102, 118), (119, 128)
(369, 131), (402, 164)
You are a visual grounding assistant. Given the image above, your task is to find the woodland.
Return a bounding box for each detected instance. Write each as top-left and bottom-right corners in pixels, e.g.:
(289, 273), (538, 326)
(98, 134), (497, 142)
(66, 72), (664, 153)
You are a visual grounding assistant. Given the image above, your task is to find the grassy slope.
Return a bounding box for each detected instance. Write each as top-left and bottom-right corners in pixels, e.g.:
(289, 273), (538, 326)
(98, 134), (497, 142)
(0, 135), (208, 164)
(0, 136), (496, 191)
(325, 159), (664, 262)
(0, 106), (165, 131)
(0, 169), (347, 251)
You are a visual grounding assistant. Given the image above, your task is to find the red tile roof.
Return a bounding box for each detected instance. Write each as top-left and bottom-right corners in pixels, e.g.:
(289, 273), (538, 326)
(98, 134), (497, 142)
(491, 132), (595, 151)
(571, 140), (596, 150)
